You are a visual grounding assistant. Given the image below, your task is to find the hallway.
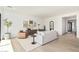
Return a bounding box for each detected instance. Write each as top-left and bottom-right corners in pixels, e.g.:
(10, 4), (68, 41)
(31, 33), (79, 52)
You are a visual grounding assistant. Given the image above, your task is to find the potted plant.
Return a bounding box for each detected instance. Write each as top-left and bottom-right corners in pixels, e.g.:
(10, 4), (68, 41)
(4, 19), (12, 39)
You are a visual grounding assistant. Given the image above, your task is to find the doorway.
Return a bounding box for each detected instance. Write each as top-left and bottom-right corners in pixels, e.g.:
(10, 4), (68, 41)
(67, 20), (76, 35)
(68, 22), (72, 32)
(49, 21), (54, 31)
(62, 15), (77, 35)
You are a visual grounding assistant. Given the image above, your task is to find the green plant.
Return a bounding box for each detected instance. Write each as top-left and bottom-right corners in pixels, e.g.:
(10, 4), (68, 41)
(4, 19), (12, 33)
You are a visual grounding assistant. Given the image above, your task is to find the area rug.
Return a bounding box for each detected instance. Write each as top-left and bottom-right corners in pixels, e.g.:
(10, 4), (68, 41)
(15, 36), (41, 52)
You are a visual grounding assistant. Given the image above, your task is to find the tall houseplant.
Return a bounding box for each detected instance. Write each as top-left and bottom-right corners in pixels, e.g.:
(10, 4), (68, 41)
(4, 19), (12, 34)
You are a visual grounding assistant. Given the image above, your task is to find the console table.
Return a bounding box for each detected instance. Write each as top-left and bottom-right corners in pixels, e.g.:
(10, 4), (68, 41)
(18, 32), (28, 39)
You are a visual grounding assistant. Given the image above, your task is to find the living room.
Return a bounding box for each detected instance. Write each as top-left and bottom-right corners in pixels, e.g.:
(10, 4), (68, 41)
(0, 6), (79, 52)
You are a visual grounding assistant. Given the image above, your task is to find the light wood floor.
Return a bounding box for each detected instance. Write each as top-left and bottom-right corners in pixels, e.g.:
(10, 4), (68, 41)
(11, 38), (25, 52)
(11, 33), (79, 52)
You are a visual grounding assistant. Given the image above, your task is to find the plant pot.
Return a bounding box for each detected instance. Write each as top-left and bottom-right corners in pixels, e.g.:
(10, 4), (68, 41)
(4, 33), (11, 39)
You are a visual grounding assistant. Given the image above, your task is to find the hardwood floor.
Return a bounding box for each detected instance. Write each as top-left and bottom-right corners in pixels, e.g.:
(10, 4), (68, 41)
(11, 39), (25, 52)
(11, 33), (79, 52)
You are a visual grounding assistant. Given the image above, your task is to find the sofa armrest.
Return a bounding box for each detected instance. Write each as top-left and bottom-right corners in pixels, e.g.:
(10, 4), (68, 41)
(35, 34), (44, 45)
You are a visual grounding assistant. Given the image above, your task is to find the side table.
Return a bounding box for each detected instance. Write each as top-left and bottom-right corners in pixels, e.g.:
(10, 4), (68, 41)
(31, 35), (36, 44)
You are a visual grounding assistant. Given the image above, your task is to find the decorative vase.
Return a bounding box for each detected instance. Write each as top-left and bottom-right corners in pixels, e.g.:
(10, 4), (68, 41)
(4, 33), (11, 40)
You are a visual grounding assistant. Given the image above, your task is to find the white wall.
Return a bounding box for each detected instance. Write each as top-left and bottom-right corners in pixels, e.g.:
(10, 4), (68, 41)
(77, 12), (79, 38)
(1, 8), (79, 38)
(62, 18), (66, 34)
(1, 11), (43, 38)
(44, 12), (78, 36)
(44, 16), (62, 35)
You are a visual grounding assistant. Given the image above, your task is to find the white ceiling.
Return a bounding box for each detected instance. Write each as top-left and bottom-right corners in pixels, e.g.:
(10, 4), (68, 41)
(1, 6), (79, 16)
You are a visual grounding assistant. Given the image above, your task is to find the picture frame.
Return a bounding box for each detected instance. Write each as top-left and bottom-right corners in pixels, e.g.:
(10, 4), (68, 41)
(29, 20), (33, 24)
(23, 20), (28, 28)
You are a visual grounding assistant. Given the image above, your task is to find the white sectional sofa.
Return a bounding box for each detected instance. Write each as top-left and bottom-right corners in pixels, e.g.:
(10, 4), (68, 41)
(35, 30), (58, 45)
